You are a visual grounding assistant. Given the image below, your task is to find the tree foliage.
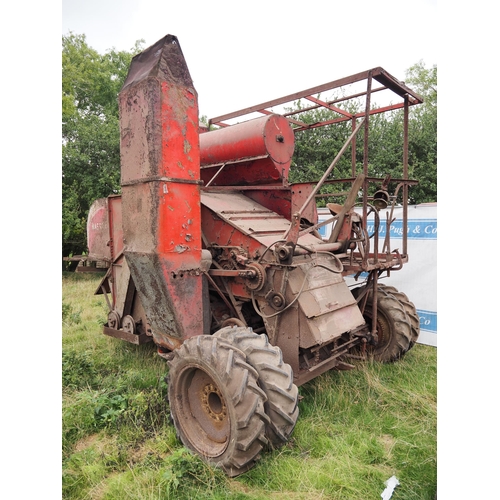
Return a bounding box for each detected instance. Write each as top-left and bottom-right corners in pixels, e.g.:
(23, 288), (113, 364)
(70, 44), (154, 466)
(62, 33), (143, 258)
(289, 101), (360, 184)
(289, 61), (437, 205)
(403, 61), (437, 203)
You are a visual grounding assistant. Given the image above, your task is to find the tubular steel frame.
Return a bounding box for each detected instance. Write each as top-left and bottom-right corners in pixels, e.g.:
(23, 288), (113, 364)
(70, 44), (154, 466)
(208, 66), (423, 267)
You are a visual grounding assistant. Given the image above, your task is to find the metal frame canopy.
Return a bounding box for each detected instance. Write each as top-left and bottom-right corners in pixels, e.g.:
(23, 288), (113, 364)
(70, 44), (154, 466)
(208, 67), (423, 131)
(207, 66), (424, 262)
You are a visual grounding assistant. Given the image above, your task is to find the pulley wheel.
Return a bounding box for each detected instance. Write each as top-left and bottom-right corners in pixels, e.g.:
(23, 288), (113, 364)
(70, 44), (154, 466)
(268, 292), (286, 311)
(122, 315), (137, 335)
(107, 310), (121, 330)
(245, 262), (266, 292)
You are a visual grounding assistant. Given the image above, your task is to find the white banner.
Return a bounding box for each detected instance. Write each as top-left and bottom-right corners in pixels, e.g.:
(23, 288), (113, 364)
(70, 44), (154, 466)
(318, 203), (437, 347)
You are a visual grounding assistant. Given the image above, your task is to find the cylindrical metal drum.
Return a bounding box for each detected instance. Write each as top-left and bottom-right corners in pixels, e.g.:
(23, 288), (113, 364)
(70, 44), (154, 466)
(200, 114), (295, 166)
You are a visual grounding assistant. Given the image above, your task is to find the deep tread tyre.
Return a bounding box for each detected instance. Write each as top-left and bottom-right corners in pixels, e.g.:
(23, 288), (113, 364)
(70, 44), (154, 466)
(215, 326), (299, 449)
(166, 335), (269, 477)
(352, 285), (412, 362)
(376, 284), (420, 349)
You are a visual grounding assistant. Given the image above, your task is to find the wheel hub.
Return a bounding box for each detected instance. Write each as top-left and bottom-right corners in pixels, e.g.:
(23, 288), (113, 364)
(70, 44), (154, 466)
(201, 383), (227, 422)
(375, 313), (390, 346)
(185, 368), (230, 451)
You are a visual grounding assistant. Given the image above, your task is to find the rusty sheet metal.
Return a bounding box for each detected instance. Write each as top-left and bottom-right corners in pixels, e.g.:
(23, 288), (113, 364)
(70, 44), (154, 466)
(118, 34), (204, 343)
(287, 254), (365, 349)
(87, 198), (111, 262)
(103, 326), (153, 345)
(201, 191), (320, 251)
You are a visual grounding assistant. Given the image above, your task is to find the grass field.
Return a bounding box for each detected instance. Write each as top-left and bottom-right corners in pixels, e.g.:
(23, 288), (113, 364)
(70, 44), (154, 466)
(62, 272), (437, 499)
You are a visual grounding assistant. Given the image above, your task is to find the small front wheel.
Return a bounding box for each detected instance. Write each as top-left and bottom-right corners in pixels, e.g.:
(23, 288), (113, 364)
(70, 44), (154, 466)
(376, 284), (420, 349)
(352, 285), (413, 362)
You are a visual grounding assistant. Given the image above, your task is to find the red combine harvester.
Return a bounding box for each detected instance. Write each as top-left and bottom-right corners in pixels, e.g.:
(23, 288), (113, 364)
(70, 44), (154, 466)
(87, 34), (423, 476)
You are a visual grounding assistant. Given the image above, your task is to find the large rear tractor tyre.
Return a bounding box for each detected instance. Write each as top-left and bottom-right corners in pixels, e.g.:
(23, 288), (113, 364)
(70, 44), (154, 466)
(166, 335), (269, 477)
(376, 284), (420, 349)
(352, 285), (412, 362)
(215, 326), (299, 449)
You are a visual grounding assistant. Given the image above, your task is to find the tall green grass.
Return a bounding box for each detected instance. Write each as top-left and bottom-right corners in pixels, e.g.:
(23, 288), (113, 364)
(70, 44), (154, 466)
(62, 272), (436, 499)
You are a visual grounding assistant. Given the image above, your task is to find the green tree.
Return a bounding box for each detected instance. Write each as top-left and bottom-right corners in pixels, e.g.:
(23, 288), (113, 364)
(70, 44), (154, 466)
(361, 61), (437, 203)
(289, 61), (437, 205)
(404, 61), (437, 203)
(289, 100), (361, 185)
(62, 33), (143, 259)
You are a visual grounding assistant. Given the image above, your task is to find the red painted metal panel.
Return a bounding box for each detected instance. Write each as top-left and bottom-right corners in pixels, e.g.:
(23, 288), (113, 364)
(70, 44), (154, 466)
(156, 182), (202, 256)
(160, 81), (201, 182)
(118, 35), (204, 344)
(200, 191), (321, 263)
(201, 114), (294, 165)
(199, 114), (294, 186)
(245, 190), (292, 220)
(87, 198), (111, 262)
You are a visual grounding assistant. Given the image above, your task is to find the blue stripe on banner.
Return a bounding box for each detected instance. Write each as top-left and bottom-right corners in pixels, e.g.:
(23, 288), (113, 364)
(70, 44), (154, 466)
(367, 219), (437, 240)
(344, 286), (437, 334)
(417, 309), (437, 333)
(317, 218), (437, 240)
